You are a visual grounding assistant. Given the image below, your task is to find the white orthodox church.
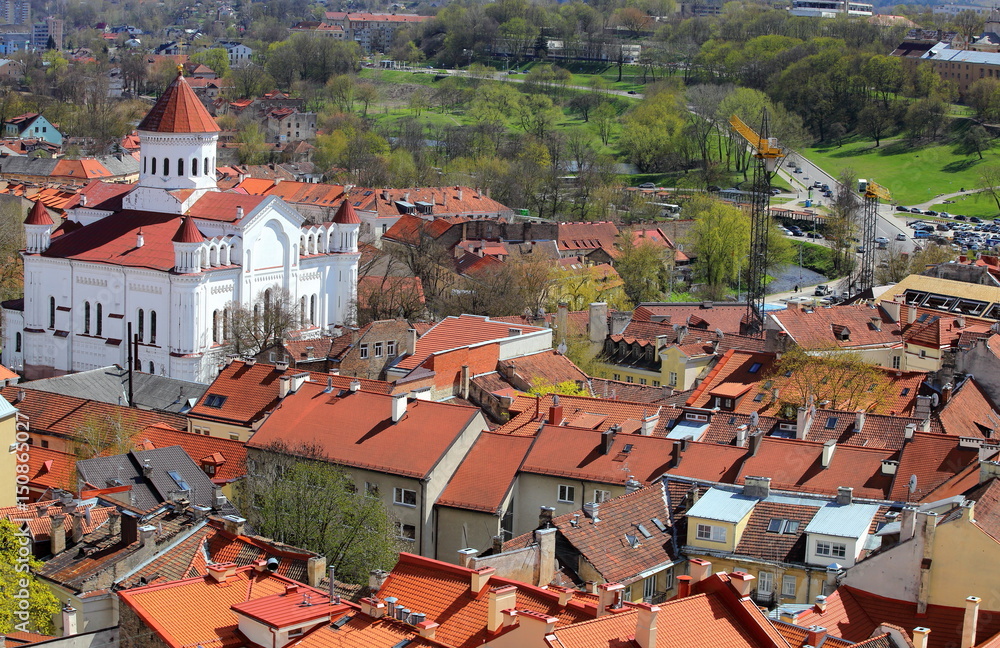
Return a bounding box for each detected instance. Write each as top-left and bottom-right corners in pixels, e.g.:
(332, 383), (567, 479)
(1, 71), (360, 383)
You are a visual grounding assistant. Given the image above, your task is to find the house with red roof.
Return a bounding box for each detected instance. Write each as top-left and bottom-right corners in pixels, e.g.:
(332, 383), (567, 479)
(247, 382), (488, 558)
(2, 69), (361, 383)
(2, 112), (61, 146)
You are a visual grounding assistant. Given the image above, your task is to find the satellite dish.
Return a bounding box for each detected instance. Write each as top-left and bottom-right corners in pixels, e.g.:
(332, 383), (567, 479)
(908, 474), (918, 493)
(750, 412), (759, 426)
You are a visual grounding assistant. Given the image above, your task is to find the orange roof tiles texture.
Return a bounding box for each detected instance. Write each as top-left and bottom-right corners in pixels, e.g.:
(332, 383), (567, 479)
(522, 425), (673, 485)
(138, 72), (221, 134)
(395, 315), (546, 372)
(437, 433), (535, 513)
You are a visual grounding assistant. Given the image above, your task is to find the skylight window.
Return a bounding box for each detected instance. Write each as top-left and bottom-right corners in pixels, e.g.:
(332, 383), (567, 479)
(622, 443), (634, 454)
(825, 417), (839, 429)
(204, 394), (227, 408)
(636, 523), (652, 539)
(166, 470), (190, 492)
(766, 519), (800, 534)
(901, 388), (910, 396)
(651, 517), (668, 532)
(754, 393), (765, 402)
(332, 614), (353, 629)
(625, 533), (640, 548)
(748, 362), (762, 374)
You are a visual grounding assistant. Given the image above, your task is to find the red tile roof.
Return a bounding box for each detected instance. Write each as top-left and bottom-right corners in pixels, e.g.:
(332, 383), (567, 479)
(333, 199), (361, 224)
(557, 221), (620, 253)
(353, 186), (510, 219)
(889, 432), (979, 501)
(771, 304), (902, 349)
(437, 433), (534, 513)
(23, 445), (77, 492)
(665, 441), (749, 483)
(235, 179), (347, 209)
(138, 72), (220, 134)
(376, 553), (593, 648)
(24, 199), (53, 225)
(395, 315), (546, 372)
(795, 585), (1000, 648)
(172, 216), (203, 243)
(522, 425), (674, 485)
(247, 383), (482, 479)
(633, 303), (748, 334)
(936, 378), (1000, 439)
(131, 423), (246, 484)
(189, 360), (392, 426)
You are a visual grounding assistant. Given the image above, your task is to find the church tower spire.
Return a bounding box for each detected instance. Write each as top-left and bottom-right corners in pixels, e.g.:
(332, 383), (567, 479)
(135, 68), (220, 193)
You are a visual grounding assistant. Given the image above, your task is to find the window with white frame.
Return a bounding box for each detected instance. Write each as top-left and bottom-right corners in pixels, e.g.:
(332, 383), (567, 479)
(557, 484), (575, 503)
(393, 487), (416, 507)
(642, 576), (655, 600)
(395, 522), (416, 541)
(664, 567), (674, 591)
(892, 355), (901, 370)
(695, 524), (726, 543)
(360, 344), (369, 359)
(782, 575), (796, 597)
(639, 378), (647, 385)
(387, 340), (396, 356)
(669, 372), (678, 386)
(815, 541), (847, 558)
(594, 489), (612, 503)
(374, 342), (383, 357)
(612, 373), (621, 381)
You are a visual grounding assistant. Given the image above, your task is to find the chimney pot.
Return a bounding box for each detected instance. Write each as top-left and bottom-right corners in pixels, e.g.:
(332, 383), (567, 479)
(912, 627), (931, 648)
(963, 596), (981, 648)
(635, 602), (659, 648)
(806, 626), (828, 647)
(391, 393), (407, 423)
(836, 486), (853, 506)
(677, 575), (692, 598)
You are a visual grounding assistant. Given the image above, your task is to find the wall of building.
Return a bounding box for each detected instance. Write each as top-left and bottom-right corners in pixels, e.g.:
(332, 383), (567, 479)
(927, 506), (1000, 610)
(513, 473), (627, 537)
(435, 505), (502, 561)
(118, 599), (170, 648)
(0, 405), (17, 507)
(188, 417), (255, 442)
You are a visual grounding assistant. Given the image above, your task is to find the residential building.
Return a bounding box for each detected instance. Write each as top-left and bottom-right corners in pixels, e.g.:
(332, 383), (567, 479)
(678, 478), (888, 606)
(2, 71), (361, 383)
(0, 31), (30, 53)
(288, 21), (347, 39)
(327, 319), (417, 379)
(921, 43), (1000, 98)
(2, 112), (60, 146)
(233, 178), (346, 222)
(788, 0), (873, 17)
(0, 154), (140, 185)
(30, 15), (61, 50)
(186, 359), (392, 441)
(360, 187), (515, 246)
(0, 0), (30, 25)
(265, 108), (316, 143)
(0, 56), (22, 79)
(322, 11), (432, 53)
(22, 365), (207, 412)
(246, 383), (488, 557)
(218, 41), (253, 67)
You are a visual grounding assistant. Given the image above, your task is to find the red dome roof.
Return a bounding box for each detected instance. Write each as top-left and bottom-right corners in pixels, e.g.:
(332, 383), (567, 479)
(24, 200), (53, 226)
(332, 200), (361, 224)
(138, 70), (220, 134)
(172, 217), (205, 243)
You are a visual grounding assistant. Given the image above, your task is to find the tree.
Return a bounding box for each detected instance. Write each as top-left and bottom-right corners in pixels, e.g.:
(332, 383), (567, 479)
(226, 64), (274, 100)
(826, 168), (860, 277)
(234, 444), (399, 584)
(356, 83), (378, 118)
(963, 124), (990, 160)
(966, 78), (1000, 123)
(225, 285), (301, 356)
(528, 378), (589, 396)
(593, 102), (617, 146)
(686, 195), (750, 297)
(978, 164), (1000, 213)
(73, 409), (140, 460)
(236, 122), (269, 165)
(615, 231), (671, 305)
(0, 519), (59, 634)
(0, 198), (24, 301)
(190, 48), (230, 77)
(765, 345), (894, 417)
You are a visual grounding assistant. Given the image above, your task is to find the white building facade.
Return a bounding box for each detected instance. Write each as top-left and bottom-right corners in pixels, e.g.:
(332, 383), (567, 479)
(2, 72), (360, 384)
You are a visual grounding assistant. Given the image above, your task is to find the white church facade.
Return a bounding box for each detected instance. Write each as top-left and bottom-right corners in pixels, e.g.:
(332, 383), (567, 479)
(2, 71), (361, 384)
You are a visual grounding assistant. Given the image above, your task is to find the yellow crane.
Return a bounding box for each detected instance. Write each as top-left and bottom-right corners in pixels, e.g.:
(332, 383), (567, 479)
(858, 180), (891, 294)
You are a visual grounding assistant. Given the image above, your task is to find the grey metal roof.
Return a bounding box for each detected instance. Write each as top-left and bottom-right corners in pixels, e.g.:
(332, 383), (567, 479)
(666, 420), (708, 441)
(77, 446), (220, 511)
(23, 366), (207, 413)
(922, 43), (1000, 64)
(686, 487), (758, 523)
(804, 502), (880, 538)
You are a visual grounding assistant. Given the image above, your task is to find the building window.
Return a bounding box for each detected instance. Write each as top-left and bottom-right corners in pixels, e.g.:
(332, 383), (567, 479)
(594, 489), (611, 503)
(815, 541), (847, 558)
(83, 301), (90, 334)
(919, 349), (927, 359)
(387, 340), (396, 356)
(696, 524), (727, 543)
(639, 378), (647, 385)
(643, 576), (655, 600)
(374, 342), (383, 357)
(192, 157), (199, 176)
(177, 158), (184, 175)
(892, 355), (901, 370)
(150, 310), (157, 344)
(310, 295), (316, 324)
(669, 372), (678, 386)
(151, 157), (157, 174)
(365, 481), (379, 496)
(149, 361), (155, 374)
(664, 567), (674, 591)
(393, 487), (416, 507)
(96, 304), (102, 336)
(625, 376), (634, 383)
(15, 332), (20, 352)
(204, 157), (209, 175)
(163, 158), (170, 175)
(360, 344), (368, 359)
(229, 433), (240, 440)
(395, 522), (416, 541)
(612, 373), (620, 381)
(49, 296), (55, 328)
(557, 484), (575, 503)
(40, 439), (48, 448)
(653, 380), (660, 387)
(137, 309), (144, 342)
(782, 575), (796, 597)
(204, 394), (227, 408)
(213, 310), (220, 343)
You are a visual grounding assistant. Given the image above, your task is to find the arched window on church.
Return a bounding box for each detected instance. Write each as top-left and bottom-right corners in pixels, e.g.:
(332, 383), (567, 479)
(84, 302), (91, 334)
(300, 297), (306, 326)
(137, 308), (144, 342)
(192, 157), (198, 176)
(149, 361), (155, 374)
(223, 307), (230, 341)
(143, 157), (147, 174)
(213, 310), (220, 343)
(96, 304), (103, 336)
(310, 295), (317, 326)
(163, 158), (170, 175)
(15, 332), (21, 352)
(263, 288), (273, 323)
(151, 157), (157, 175)
(204, 157), (209, 176)
(178, 158), (184, 176)
(49, 297), (55, 329)
(150, 311), (157, 344)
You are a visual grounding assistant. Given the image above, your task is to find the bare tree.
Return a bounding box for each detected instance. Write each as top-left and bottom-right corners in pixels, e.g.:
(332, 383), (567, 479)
(73, 409), (140, 460)
(226, 285), (301, 356)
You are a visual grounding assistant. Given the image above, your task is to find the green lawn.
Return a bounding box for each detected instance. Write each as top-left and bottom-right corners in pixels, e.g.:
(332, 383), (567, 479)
(802, 131), (1000, 205)
(930, 192), (1000, 219)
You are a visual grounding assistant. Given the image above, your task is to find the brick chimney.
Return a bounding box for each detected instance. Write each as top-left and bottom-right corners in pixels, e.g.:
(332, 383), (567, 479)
(535, 527), (556, 587)
(855, 410), (865, 432)
(361, 597), (386, 618)
(306, 555), (326, 587)
(207, 563), (237, 583)
(457, 548), (477, 568)
(942, 383), (953, 405)
(369, 569), (388, 591)
(222, 515), (246, 535)
(61, 600), (78, 636)
(806, 626), (827, 646)
(50, 514), (66, 555)
(391, 393), (407, 423)
(539, 506), (555, 528)
(634, 603), (659, 648)
(640, 410), (659, 436)
(72, 511), (86, 544)
(487, 585), (517, 632)
(821, 440), (836, 468)
(516, 610), (558, 642)
(600, 425), (618, 455)
(963, 596), (981, 648)
(837, 486), (853, 505)
(596, 582), (625, 616)
(743, 476), (771, 499)
(548, 396), (563, 425)
(677, 575), (692, 598)
(688, 558), (712, 583)
(796, 406), (814, 440)
(108, 509), (121, 537)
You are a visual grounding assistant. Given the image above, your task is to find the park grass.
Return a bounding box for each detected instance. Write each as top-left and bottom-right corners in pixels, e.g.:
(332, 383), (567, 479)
(802, 127), (1000, 206)
(930, 192), (1000, 219)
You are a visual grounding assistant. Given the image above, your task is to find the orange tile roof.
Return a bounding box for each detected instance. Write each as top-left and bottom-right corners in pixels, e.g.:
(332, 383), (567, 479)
(395, 315), (545, 372)
(376, 553), (593, 648)
(0, 363), (18, 381)
(935, 378), (1000, 439)
(189, 360), (391, 426)
(557, 221), (620, 253)
(235, 178), (347, 209)
(665, 441), (749, 483)
(497, 392), (668, 436)
(0, 500), (114, 541)
(247, 383), (482, 479)
(889, 432), (979, 501)
(522, 424), (673, 485)
(771, 304), (902, 349)
(24, 445), (77, 492)
(499, 350), (589, 389)
(131, 423), (246, 484)
(353, 186), (509, 219)
(118, 567), (341, 648)
(795, 585), (1000, 648)
(138, 72), (220, 134)
(633, 303), (748, 334)
(437, 433), (534, 513)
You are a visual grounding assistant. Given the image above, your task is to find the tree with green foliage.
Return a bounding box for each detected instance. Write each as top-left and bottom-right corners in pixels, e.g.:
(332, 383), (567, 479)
(236, 122), (269, 165)
(235, 446), (399, 584)
(687, 195), (750, 297)
(615, 230), (672, 305)
(963, 124), (991, 160)
(190, 48), (230, 77)
(0, 519), (60, 634)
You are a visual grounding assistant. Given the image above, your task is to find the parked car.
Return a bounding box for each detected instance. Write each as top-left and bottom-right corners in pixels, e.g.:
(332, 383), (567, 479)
(955, 214), (968, 221)
(897, 205), (910, 212)
(770, 188), (782, 195)
(971, 217), (983, 223)
(914, 230), (931, 239)
(924, 210), (938, 216)
(911, 207), (923, 213)
(627, 90), (637, 94)
(806, 232), (824, 239)
(936, 223), (950, 231)
(794, 167), (802, 173)
(939, 212), (951, 218)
